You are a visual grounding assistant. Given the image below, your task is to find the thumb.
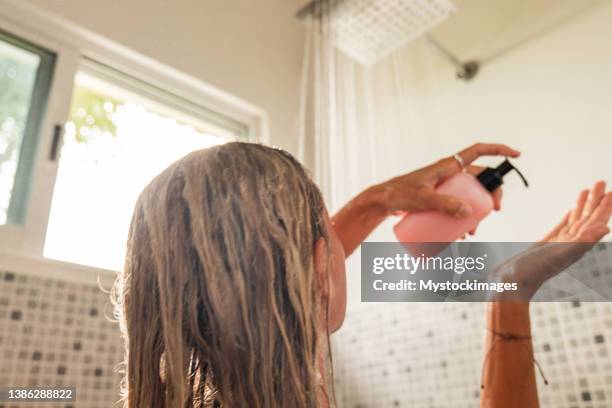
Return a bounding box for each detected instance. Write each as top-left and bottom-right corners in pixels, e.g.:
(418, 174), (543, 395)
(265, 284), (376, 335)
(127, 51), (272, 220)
(423, 192), (472, 218)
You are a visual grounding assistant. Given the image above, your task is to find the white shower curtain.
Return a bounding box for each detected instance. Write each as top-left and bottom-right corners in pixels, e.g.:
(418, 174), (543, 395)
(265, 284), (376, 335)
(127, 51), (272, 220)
(298, 16), (451, 239)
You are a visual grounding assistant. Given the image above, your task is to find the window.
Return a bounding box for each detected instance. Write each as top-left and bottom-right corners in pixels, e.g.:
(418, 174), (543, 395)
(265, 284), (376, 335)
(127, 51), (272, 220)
(43, 60), (247, 271)
(0, 13), (261, 268)
(0, 31), (55, 225)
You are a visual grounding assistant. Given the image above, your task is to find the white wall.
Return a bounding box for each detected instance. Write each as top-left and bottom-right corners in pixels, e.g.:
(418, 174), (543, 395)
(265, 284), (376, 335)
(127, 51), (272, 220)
(20, 0), (306, 152)
(330, 6), (612, 407)
(375, 0), (612, 243)
(317, 1), (612, 307)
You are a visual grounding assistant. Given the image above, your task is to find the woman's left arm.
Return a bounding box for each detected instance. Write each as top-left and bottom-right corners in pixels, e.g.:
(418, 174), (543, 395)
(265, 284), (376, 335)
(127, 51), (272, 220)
(331, 143), (520, 256)
(480, 181), (612, 408)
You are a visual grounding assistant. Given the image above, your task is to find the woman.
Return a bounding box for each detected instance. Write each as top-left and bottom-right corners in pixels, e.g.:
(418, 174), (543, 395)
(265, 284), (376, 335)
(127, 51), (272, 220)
(113, 142), (612, 407)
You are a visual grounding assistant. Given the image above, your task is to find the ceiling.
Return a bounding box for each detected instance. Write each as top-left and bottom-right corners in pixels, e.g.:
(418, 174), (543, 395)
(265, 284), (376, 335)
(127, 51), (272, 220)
(430, 0), (604, 62)
(295, 0), (605, 62)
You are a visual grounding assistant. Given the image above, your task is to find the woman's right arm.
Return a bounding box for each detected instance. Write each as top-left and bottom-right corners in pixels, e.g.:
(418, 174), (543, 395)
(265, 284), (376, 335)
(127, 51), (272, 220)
(480, 181), (612, 408)
(332, 143), (518, 257)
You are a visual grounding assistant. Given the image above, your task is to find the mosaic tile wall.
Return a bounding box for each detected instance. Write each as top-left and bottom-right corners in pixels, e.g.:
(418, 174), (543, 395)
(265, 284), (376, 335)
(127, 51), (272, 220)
(332, 302), (612, 408)
(332, 243), (612, 408)
(0, 269), (123, 408)
(2, 255), (612, 408)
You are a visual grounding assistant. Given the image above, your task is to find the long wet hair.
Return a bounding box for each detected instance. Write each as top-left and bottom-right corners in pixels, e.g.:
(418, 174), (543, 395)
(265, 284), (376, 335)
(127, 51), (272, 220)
(112, 142), (332, 407)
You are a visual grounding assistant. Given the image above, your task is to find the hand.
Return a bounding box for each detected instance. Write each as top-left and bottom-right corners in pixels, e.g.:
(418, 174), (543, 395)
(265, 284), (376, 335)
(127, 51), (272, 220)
(373, 143), (520, 235)
(497, 181), (612, 300)
(541, 181), (612, 243)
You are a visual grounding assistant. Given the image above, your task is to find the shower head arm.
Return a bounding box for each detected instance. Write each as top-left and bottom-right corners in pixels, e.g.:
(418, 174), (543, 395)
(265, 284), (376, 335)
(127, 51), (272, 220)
(425, 35), (479, 81)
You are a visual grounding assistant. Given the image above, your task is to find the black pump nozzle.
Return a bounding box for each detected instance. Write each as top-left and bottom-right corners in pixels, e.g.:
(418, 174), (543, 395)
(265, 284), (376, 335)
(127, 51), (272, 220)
(476, 159), (529, 193)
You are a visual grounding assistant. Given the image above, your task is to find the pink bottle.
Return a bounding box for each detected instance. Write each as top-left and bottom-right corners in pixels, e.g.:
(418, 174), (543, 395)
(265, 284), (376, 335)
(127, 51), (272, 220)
(394, 159), (528, 254)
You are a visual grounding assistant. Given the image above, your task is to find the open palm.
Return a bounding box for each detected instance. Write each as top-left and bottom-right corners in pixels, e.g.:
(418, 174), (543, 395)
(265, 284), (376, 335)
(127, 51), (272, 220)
(496, 181), (612, 300)
(542, 181), (612, 243)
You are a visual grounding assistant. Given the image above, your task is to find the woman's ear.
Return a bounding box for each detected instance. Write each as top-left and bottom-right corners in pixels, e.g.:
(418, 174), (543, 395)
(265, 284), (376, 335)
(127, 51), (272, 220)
(314, 237), (329, 298)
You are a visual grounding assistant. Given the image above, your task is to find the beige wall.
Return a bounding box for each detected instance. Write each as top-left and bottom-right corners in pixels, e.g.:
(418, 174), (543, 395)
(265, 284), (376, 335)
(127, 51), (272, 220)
(377, 0), (612, 242)
(315, 1), (612, 306)
(330, 6), (612, 407)
(17, 0), (612, 243)
(23, 0), (306, 152)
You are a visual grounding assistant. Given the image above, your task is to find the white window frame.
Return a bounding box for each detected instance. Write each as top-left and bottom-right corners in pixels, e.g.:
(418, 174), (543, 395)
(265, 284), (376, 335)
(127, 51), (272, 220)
(0, 0), (269, 273)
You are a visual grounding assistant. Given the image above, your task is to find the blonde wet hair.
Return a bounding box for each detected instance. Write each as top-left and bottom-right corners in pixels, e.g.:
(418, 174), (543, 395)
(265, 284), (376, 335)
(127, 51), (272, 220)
(113, 142), (333, 407)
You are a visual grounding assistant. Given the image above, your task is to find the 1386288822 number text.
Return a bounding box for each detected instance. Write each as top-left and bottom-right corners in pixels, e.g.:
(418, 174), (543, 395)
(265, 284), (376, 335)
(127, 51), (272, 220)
(0, 387), (76, 402)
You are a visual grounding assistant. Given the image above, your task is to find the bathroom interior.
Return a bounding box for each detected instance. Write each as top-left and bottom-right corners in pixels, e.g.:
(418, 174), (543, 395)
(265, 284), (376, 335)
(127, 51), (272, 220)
(1, 0), (612, 407)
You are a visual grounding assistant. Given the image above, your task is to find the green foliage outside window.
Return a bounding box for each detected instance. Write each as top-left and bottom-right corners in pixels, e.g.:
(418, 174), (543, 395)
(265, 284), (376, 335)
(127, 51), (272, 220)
(0, 57), (35, 166)
(69, 86), (121, 142)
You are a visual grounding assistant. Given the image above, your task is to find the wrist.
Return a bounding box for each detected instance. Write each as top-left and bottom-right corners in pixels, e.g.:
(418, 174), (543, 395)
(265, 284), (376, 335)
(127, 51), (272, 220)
(487, 302), (531, 334)
(358, 184), (391, 218)
(498, 276), (539, 302)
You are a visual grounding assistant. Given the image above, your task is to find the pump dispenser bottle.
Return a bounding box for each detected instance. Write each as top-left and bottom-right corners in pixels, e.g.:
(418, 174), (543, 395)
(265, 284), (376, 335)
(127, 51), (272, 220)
(394, 159), (528, 246)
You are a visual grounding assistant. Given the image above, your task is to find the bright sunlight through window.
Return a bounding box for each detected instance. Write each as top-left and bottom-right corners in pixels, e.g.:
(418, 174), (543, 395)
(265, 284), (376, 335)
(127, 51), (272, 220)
(44, 66), (232, 271)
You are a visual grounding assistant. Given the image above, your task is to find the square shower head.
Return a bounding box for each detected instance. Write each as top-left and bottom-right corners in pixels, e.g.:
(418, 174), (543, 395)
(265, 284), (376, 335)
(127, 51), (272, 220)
(305, 0), (457, 65)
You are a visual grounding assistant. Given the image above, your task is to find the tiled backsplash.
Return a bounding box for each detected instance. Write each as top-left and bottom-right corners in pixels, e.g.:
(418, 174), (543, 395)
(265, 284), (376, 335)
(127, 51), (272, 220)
(332, 301), (612, 408)
(0, 269), (122, 408)
(333, 243), (612, 407)
(2, 267), (612, 408)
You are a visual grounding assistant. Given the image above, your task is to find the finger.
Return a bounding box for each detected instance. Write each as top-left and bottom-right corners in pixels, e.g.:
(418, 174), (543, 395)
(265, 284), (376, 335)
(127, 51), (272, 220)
(431, 157), (465, 180)
(587, 192), (612, 226)
(568, 189), (590, 236)
(468, 227), (477, 236)
(541, 211), (570, 242)
(583, 181), (606, 217)
(568, 189), (589, 225)
(492, 188), (503, 211)
(457, 143), (521, 166)
(570, 182), (607, 234)
(422, 192), (472, 218)
(466, 165), (485, 176)
(576, 224), (610, 243)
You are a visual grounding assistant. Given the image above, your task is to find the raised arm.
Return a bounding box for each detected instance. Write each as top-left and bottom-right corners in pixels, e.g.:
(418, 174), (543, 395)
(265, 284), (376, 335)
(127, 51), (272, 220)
(481, 303), (538, 407)
(331, 143), (519, 256)
(480, 181), (612, 408)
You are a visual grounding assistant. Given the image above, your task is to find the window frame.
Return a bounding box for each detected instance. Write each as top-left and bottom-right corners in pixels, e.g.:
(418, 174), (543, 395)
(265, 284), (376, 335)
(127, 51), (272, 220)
(0, 30), (56, 226)
(0, 0), (268, 270)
